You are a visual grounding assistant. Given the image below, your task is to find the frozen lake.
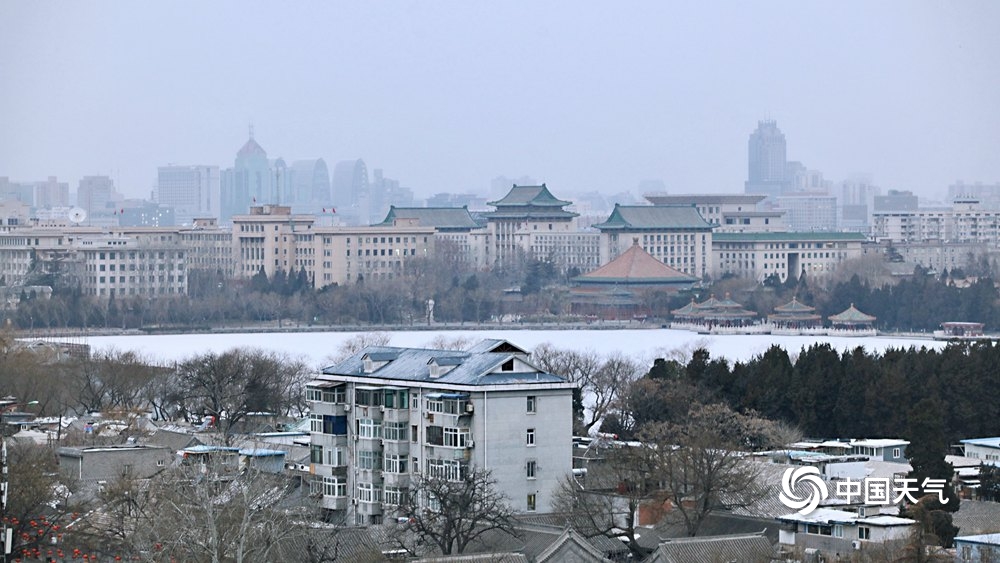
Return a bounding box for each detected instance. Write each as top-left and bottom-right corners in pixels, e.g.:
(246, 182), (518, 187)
(56, 328), (946, 369)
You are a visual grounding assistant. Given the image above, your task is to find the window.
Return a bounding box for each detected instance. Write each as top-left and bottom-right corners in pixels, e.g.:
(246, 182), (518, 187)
(384, 487), (407, 506)
(526, 396), (536, 413)
(384, 455), (408, 474)
(858, 526), (871, 540)
(443, 427), (471, 448)
(310, 445), (323, 464)
(357, 418), (382, 439)
(323, 476), (347, 497)
(426, 426), (444, 445)
(502, 359), (515, 371)
(526, 460), (536, 479)
(356, 483), (382, 503)
(325, 447), (345, 467)
(527, 494), (536, 511)
(833, 524), (844, 538)
(384, 422), (409, 441)
(526, 428), (535, 446)
(892, 447), (901, 458)
(411, 425), (418, 443)
(357, 450), (381, 470)
(426, 459), (465, 481)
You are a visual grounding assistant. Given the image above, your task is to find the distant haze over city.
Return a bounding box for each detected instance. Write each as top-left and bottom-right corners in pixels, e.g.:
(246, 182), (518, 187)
(2, 1), (998, 200)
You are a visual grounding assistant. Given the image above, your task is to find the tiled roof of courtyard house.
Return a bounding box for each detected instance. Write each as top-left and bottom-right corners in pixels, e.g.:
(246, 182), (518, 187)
(647, 531), (775, 563)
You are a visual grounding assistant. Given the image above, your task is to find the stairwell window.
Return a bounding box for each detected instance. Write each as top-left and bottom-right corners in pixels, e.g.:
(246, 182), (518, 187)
(527, 494), (536, 511)
(526, 428), (535, 446)
(526, 396), (536, 413)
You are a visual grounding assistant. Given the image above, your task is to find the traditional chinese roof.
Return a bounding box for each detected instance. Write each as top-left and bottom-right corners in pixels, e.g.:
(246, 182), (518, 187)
(673, 293), (757, 321)
(593, 204), (712, 231)
(574, 241), (698, 286)
(487, 184), (571, 208)
(377, 206), (483, 231)
(768, 297), (821, 322)
(829, 303), (877, 324)
(671, 298), (699, 317)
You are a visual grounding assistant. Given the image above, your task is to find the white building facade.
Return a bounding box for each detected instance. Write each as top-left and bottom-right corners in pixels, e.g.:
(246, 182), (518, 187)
(307, 339), (575, 525)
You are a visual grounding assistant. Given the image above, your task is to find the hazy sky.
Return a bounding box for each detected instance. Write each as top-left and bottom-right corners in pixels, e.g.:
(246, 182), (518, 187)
(2, 1), (998, 200)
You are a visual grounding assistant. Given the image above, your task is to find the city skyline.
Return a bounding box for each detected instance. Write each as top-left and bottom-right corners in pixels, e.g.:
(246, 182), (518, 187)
(2, 2), (998, 200)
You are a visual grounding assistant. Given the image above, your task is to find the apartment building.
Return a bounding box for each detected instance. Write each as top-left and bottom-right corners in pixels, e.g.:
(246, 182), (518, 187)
(306, 339), (575, 525)
(872, 198), (1000, 245)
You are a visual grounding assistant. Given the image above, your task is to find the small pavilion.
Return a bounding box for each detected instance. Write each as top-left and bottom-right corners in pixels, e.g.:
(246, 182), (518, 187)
(768, 297), (822, 332)
(828, 303), (877, 333)
(670, 293), (757, 330)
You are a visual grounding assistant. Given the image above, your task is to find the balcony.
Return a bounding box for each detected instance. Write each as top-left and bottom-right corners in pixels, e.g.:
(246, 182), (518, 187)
(320, 495), (348, 511)
(382, 408), (410, 423)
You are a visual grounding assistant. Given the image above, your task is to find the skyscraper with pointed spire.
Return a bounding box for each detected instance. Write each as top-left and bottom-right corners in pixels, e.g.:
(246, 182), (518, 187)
(220, 127), (289, 222)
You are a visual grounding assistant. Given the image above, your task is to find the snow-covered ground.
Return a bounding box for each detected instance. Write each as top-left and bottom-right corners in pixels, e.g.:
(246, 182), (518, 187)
(53, 328), (946, 369)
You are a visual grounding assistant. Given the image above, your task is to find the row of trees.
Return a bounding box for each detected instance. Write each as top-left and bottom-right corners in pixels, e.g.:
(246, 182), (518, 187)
(0, 331), (310, 446)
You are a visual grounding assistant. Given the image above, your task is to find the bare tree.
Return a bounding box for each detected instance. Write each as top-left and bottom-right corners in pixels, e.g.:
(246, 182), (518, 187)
(397, 467), (517, 555)
(175, 348), (303, 445)
(93, 456), (308, 563)
(532, 344), (641, 434)
(2, 442), (84, 558)
(325, 332), (391, 365)
(645, 403), (785, 536)
(553, 440), (658, 557)
(423, 335), (473, 351)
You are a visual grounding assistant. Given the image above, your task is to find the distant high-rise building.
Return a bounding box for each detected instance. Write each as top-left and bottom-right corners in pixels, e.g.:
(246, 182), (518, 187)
(0, 177), (34, 206)
(331, 159), (369, 224)
(221, 130), (270, 221)
(34, 176), (70, 208)
(157, 165), (221, 225)
(874, 190), (919, 212)
(290, 159), (331, 211)
(745, 120), (788, 198)
(948, 181), (1000, 209)
(77, 175), (119, 215)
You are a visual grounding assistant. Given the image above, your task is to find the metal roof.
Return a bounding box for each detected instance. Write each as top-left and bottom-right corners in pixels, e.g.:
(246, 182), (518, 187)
(319, 340), (570, 388)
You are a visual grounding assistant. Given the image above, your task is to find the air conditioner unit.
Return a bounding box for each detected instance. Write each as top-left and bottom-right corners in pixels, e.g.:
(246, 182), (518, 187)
(851, 540), (861, 550)
(465, 403), (474, 413)
(352, 498), (358, 505)
(423, 412), (432, 419)
(343, 404), (351, 412)
(380, 405), (386, 412)
(465, 440), (474, 449)
(354, 435), (359, 441)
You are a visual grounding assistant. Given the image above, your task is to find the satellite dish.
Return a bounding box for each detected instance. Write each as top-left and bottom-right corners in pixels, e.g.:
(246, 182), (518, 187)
(68, 207), (87, 224)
